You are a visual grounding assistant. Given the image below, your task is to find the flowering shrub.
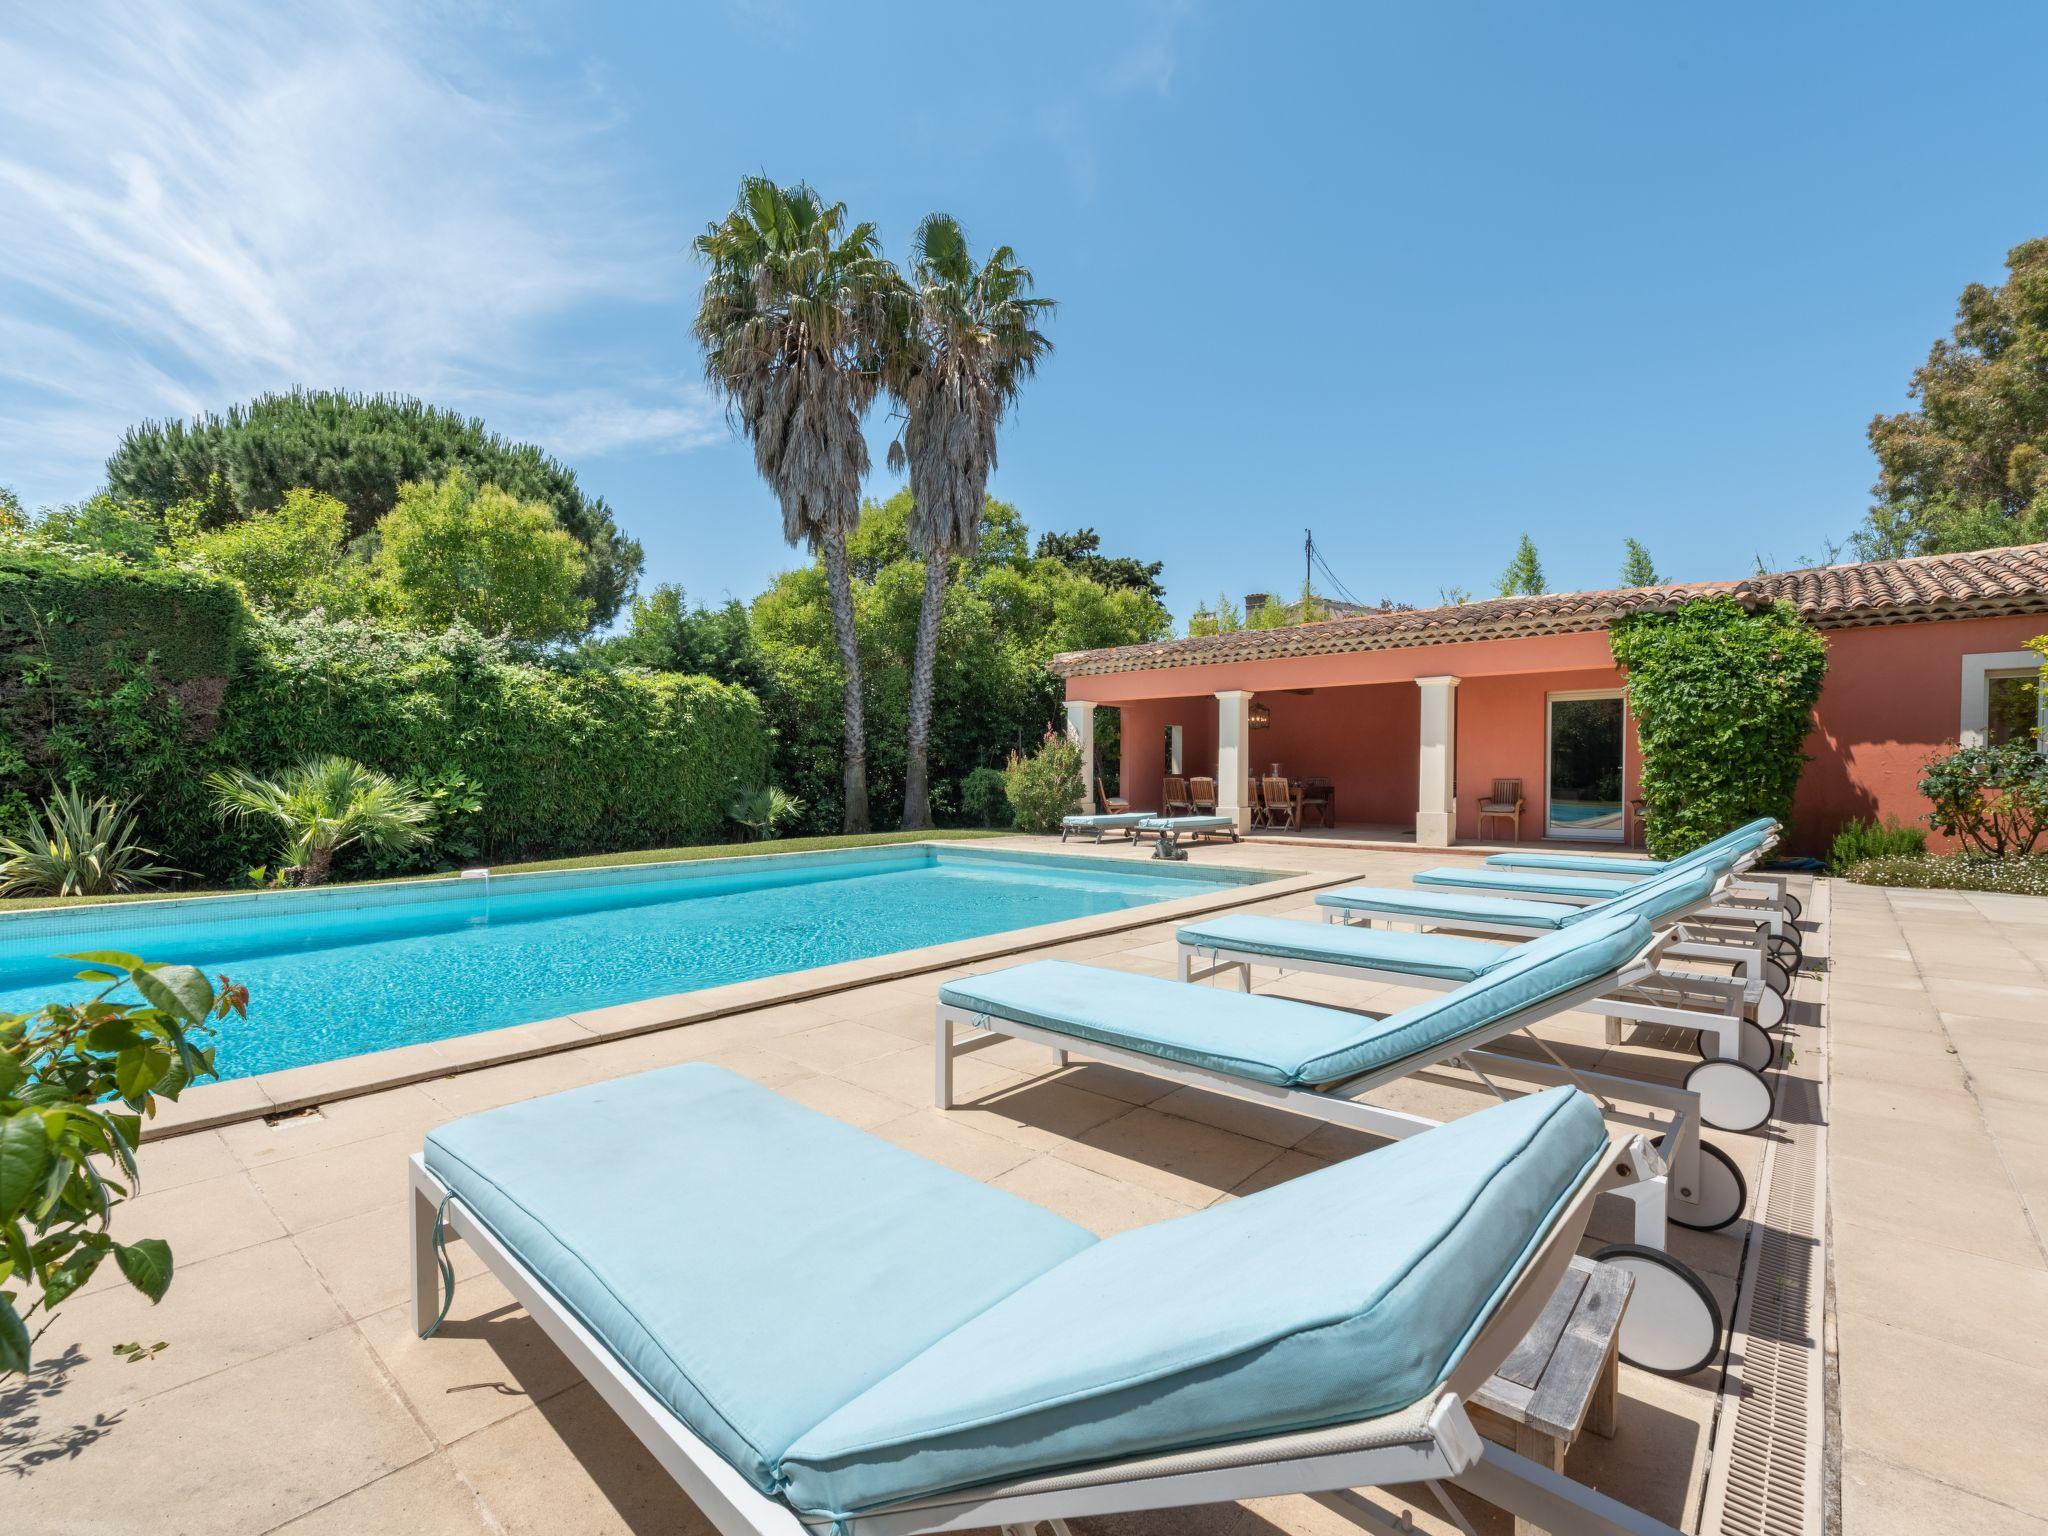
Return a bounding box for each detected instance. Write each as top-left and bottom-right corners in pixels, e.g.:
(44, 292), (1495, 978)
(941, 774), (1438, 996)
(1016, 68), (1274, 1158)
(1842, 853), (2048, 896)
(1918, 740), (2048, 857)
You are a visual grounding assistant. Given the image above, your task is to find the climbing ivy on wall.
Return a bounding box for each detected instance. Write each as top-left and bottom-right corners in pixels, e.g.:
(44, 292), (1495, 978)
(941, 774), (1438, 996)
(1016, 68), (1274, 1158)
(1609, 596), (1829, 858)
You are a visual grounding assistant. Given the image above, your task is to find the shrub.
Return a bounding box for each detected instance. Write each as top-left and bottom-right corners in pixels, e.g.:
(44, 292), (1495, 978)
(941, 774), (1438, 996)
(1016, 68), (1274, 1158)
(2, 954), (246, 1378)
(1828, 815), (1927, 870)
(1003, 731), (1084, 834)
(1610, 596), (1829, 859)
(0, 787), (182, 896)
(1842, 852), (2048, 896)
(1919, 740), (2048, 857)
(958, 765), (1012, 827)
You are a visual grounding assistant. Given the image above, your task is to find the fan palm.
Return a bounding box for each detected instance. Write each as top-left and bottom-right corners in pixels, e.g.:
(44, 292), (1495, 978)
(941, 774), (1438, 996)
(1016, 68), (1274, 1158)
(887, 214), (1054, 828)
(694, 176), (905, 833)
(207, 756), (431, 885)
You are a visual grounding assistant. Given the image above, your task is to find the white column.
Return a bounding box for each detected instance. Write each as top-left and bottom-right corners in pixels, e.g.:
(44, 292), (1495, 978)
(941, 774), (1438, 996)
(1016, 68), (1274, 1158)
(1063, 700), (1096, 812)
(1215, 690), (1253, 833)
(1414, 675), (1460, 847)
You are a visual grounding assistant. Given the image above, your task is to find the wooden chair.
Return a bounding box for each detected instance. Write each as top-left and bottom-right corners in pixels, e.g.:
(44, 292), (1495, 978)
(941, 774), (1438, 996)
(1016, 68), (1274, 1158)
(1261, 775), (1300, 829)
(1247, 778), (1267, 828)
(1162, 775), (1194, 817)
(1478, 778), (1525, 841)
(1096, 776), (1129, 815)
(1188, 776), (1218, 815)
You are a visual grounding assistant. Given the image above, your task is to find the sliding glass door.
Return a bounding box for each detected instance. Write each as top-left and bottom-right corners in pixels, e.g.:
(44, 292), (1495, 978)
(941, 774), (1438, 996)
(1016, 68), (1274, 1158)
(1546, 692), (1626, 841)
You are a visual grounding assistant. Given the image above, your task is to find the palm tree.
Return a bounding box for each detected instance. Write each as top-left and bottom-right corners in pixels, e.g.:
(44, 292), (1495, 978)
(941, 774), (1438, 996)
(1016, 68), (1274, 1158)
(694, 177), (903, 833)
(208, 756), (431, 885)
(887, 214), (1054, 828)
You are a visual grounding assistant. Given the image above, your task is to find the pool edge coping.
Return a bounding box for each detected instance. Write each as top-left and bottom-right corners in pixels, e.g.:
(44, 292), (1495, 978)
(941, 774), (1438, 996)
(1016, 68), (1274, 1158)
(140, 860), (1352, 1141)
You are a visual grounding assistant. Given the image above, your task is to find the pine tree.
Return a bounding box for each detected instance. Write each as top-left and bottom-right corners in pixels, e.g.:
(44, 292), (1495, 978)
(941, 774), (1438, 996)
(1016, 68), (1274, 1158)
(1497, 535), (1545, 597)
(1620, 538), (1663, 587)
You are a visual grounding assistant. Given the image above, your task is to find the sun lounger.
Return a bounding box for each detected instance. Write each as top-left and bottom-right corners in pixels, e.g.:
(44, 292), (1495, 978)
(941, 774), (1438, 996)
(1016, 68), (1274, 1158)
(1139, 813), (1240, 859)
(414, 1063), (1686, 1536)
(1418, 839), (1788, 929)
(1304, 865), (1782, 1130)
(936, 914), (1727, 1377)
(1489, 815), (1804, 923)
(1059, 811), (1153, 843)
(1174, 911), (1755, 1224)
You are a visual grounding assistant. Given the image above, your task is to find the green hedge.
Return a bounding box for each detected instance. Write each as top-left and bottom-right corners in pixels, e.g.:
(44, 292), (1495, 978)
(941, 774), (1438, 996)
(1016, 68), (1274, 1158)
(1610, 596), (1829, 859)
(216, 620), (770, 868)
(0, 547), (772, 879)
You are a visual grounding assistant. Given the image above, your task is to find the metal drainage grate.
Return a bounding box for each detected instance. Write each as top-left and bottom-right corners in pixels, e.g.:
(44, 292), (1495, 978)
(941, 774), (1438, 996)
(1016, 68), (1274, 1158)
(1698, 1044), (1828, 1535)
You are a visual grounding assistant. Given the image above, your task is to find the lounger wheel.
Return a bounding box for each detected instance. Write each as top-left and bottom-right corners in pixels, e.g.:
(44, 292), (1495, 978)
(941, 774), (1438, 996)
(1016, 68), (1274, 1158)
(1655, 1134), (1748, 1232)
(1692, 1017), (1776, 1072)
(1683, 1058), (1773, 1132)
(1765, 930), (1802, 968)
(1761, 955), (1794, 998)
(1593, 1244), (1725, 1377)
(1779, 891), (1803, 922)
(1748, 984), (1787, 1031)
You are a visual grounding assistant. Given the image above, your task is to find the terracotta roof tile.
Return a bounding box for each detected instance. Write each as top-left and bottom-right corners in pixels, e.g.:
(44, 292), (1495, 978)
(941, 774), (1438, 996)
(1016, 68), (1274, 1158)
(1050, 542), (2048, 678)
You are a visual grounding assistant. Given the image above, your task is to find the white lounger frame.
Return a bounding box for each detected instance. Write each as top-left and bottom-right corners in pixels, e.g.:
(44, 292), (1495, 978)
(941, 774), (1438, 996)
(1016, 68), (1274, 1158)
(1058, 813), (1151, 844)
(410, 1130), (1683, 1536)
(936, 946), (1683, 1250)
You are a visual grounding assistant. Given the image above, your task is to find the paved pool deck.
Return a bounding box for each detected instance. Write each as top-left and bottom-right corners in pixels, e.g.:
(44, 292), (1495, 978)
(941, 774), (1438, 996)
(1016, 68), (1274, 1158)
(0, 833), (1998, 1535)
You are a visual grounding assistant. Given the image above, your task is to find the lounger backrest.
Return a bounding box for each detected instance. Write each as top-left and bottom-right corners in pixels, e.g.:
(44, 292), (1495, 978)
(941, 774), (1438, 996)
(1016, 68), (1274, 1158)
(777, 1086), (1609, 1520)
(1692, 816), (1777, 859)
(1294, 912), (1651, 1084)
(1563, 860), (1723, 927)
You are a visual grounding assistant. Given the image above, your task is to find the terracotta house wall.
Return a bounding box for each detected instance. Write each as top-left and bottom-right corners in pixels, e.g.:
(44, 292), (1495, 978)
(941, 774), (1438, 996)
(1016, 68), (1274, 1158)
(1453, 668), (1644, 843)
(1791, 613), (2048, 853)
(1079, 610), (2048, 851)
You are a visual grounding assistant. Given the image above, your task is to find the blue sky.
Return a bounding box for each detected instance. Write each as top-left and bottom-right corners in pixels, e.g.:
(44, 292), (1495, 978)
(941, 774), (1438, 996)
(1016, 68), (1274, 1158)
(4, 1), (2046, 625)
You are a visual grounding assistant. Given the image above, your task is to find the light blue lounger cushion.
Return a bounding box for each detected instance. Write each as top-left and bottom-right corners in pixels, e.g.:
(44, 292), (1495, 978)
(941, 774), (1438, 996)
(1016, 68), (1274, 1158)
(424, 1064), (1093, 1498)
(1062, 812), (1151, 826)
(1179, 912), (1517, 982)
(1412, 865), (1660, 898)
(1318, 861), (1720, 933)
(1179, 912), (1618, 984)
(942, 960), (1400, 1085)
(779, 1084), (1608, 1519)
(1140, 814), (1235, 830)
(1486, 817), (1774, 875)
(940, 912), (1648, 1087)
(1319, 886), (1579, 929)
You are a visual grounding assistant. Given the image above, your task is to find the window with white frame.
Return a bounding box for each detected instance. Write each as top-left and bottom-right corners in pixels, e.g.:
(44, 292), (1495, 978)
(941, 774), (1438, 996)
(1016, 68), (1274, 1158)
(1960, 651), (2046, 750)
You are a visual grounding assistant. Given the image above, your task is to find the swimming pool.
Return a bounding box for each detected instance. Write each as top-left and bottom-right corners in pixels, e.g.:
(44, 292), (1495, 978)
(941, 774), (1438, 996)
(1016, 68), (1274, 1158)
(0, 843), (1260, 1080)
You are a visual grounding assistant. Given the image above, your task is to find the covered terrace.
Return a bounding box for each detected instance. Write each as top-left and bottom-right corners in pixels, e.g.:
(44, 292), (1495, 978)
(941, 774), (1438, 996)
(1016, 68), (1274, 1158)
(1050, 587), (1726, 848)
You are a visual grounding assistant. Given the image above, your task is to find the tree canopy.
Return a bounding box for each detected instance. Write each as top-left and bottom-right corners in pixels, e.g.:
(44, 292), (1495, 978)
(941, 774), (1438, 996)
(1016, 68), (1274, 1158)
(1497, 534), (1545, 596)
(1856, 237), (2048, 559)
(1621, 538), (1664, 587)
(104, 389), (642, 625)
(171, 488), (361, 618)
(1034, 528), (1166, 600)
(369, 471), (591, 641)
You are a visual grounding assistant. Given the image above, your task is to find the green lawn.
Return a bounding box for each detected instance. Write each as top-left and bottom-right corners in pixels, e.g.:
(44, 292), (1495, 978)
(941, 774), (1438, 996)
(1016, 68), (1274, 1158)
(0, 829), (1012, 911)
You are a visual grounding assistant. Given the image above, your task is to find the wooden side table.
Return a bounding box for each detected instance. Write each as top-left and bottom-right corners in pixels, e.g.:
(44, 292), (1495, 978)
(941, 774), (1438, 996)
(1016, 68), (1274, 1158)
(1472, 1256), (1633, 1536)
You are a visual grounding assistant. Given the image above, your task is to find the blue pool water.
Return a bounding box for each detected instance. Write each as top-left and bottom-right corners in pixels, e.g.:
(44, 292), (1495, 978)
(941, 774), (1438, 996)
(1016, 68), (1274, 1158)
(0, 845), (1253, 1079)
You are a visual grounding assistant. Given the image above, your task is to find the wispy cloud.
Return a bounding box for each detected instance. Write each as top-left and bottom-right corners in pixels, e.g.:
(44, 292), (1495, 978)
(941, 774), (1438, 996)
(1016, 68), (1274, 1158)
(0, 0), (709, 505)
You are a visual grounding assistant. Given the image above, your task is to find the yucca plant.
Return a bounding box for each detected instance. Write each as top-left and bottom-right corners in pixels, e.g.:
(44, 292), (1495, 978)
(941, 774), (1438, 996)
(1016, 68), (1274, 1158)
(0, 786), (183, 897)
(207, 756), (431, 885)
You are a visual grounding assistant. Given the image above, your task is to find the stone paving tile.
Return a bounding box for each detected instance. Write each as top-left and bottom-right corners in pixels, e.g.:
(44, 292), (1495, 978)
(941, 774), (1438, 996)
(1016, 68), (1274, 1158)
(6, 1330), (431, 1536)
(269, 1455), (498, 1534)
(1841, 1451), (2048, 1536)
